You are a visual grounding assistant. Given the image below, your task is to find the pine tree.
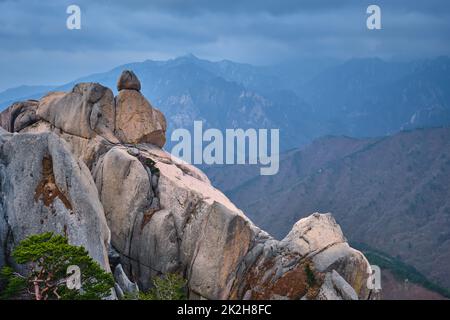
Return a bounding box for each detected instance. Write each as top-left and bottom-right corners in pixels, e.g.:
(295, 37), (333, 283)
(0, 232), (114, 300)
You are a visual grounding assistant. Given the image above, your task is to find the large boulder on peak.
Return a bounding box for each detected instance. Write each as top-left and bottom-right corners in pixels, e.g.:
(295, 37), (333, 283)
(114, 70), (166, 147)
(37, 83), (118, 143)
(114, 89), (167, 147)
(117, 70), (141, 91)
(0, 71), (167, 158)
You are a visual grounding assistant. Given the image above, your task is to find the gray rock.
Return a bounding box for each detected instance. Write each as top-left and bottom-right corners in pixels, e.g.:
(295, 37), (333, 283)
(283, 213), (372, 299)
(0, 131), (111, 272)
(114, 283), (125, 300)
(92, 147), (153, 257)
(108, 246), (121, 269)
(186, 202), (253, 299)
(151, 173), (159, 190)
(312, 242), (372, 298)
(330, 270), (359, 300)
(114, 264), (139, 299)
(0, 100), (40, 132)
(315, 270), (358, 300)
(37, 83), (118, 143)
(127, 147), (140, 157)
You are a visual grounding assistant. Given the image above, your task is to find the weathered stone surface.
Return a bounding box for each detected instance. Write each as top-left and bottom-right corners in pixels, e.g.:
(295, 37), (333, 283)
(1, 78), (165, 149)
(312, 242), (372, 299)
(315, 270), (358, 300)
(20, 120), (112, 170)
(117, 70), (141, 91)
(37, 84), (118, 143)
(108, 246), (121, 270)
(282, 213), (346, 256)
(186, 202), (253, 299)
(0, 100), (40, 132)
(93, 147), (153, 258)
(114, 89), (166, 147)
(114, 264), (139, 299)
(282, 213), (372, 299)
(0, 131), (111, 272)
(92, 141), (373, 300)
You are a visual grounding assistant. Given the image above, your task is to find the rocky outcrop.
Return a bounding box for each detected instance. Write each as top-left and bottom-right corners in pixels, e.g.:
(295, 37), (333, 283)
(37, 84), (117, 143)
(0, 100), (40, 132)
(0, 130), (111, 272)
(283, 214), (371, 299)
(0, 70), (375, 300)
(114, 89), (166, 147)
(114, 70), (166, 147)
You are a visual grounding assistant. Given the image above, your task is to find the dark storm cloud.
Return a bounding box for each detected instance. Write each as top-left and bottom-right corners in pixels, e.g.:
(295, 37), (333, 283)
(90, 0), (450, 16)
(0, 0), (449, 90)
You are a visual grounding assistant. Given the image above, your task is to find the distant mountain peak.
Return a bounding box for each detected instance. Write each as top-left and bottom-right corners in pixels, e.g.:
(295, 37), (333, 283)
(182, 52), (199, 59)
(173, 53), (201, 62)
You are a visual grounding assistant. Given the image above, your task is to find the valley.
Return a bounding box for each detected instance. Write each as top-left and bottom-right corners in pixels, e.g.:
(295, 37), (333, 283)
(205, 127), (450, 297)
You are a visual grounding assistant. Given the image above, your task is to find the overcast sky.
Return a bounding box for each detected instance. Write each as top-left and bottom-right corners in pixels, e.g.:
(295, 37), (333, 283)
(0, 0), (449, 91)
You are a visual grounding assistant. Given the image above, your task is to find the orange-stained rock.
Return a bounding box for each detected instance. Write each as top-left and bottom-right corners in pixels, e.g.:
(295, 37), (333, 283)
(114, 89), (166, 147)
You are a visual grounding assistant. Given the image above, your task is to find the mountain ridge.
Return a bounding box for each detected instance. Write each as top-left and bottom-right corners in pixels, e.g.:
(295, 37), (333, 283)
(2, 55), (450, 152)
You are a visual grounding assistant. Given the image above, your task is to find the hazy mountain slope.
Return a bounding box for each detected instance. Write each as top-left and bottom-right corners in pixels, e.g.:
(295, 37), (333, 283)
(301, 57), (450, 137)
(209, 127), (450, 290)
(381, 270), (447, 300)
(205, 134), (377, 194)
(356, 243), (449, 299)
(2, 56), (450, 151)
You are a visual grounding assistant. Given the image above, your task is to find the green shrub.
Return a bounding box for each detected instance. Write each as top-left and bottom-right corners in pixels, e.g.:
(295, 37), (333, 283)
(353, 241), (450, 298)
(0, 232), (114, 300)
(139, 273), (187, 300)
(143, 158), (160, 175)
(304, 264), (316, 288)
(0, 266), (27, 300)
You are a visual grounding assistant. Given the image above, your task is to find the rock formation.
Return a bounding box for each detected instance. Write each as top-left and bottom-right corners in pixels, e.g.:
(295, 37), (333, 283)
(0, 129), (111, 273)
(0, 70), (375, 300)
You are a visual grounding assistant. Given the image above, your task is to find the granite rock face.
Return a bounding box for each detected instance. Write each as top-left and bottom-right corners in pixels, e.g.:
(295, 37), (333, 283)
(114, 89), (166, 147)
(0, 100), (40, 132)
(0, 131), (111, 272)
(0, 70), (375, 300)
(37, 84), (117, 143)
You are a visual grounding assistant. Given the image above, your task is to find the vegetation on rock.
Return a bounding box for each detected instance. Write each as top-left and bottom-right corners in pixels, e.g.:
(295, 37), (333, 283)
(139, 273), (187, 300)
(0, 232), (114, 300)
(355, 242), (450, 298)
